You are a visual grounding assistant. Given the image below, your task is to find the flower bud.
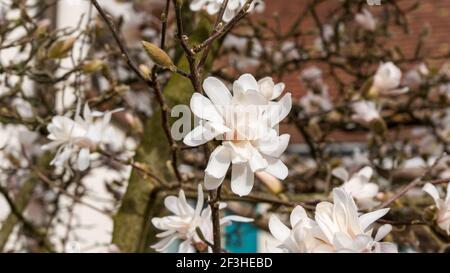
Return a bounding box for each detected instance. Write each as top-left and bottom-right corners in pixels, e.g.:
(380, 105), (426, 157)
(141, 41), (176, 72)
(82, 59), (104, 73)
(256, 171), (283, 194)
(48, 37), (76, 59)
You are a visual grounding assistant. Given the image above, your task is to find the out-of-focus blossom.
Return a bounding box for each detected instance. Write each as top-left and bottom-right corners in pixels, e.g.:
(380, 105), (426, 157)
(299, 67), (333, 115)
(351, 100), (381, 126)
(42, 104), (122, 171)
(223, 35), (263, 69)
(314, 24), (334, 53)
(333, 166), (380, 208)
(268, 188), (397, 253)
(151, 184), (252, 253)
(124, 91), (153, 116)
(423, 183), (450, 235)
(299, 91), (333, 115)
(355, 9), (376, 31)
(12, 97), (34, 119)
(403, 63), (429, 89)
(273, 42), (301, 65)
(183, 74), (291, 196)
(300, 67), (327, 92)
(190, 0), (265, 22)
(0, 124), (38, 172)
(372, 62), (408, 95)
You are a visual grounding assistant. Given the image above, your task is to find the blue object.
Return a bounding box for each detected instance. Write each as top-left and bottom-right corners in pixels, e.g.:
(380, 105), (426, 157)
(224, 220), (258, 253)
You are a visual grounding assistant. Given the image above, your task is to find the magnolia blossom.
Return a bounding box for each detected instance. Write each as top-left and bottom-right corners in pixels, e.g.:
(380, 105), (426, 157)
(372, 62), (407, 95)
(42, 104), (120, 171)
(190, 0), (264, 22)
(269, 188), (397, 253)
(333, 166), (380, 208)
(423, 183), (450, 235)
(403, 63), (429, 89)
(300, 67), (328, 93)
(0, 124), (38, 173)
(355, 9), (376, 31)
(299, 91), (333, 115)
(222, 35), (263, 69)
(151, 184), (252, 253)
(351, 100), (381, 126)
(183, 74), (292, 196)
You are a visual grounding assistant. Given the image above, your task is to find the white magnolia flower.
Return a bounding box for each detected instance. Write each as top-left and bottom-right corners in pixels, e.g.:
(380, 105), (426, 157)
(184, 74), (291, 196)
(190, 0), (264, 22)
(372, 62), (407, 95)
(355, 9), (376, 31)
(268, 188), (397, 253)
(333, 166), (380, 209)
(42, 104), (120, 171)
(423, 183), (450, 235)
(351, 100), (380, 126)
(151, 184), (253, 253)
(268, 206), (328, 253)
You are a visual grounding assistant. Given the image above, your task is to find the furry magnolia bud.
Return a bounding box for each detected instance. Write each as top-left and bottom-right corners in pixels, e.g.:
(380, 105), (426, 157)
(48, 37), (76, 59)
(82, 59), (104, 73)
(141, 41), (176, 72)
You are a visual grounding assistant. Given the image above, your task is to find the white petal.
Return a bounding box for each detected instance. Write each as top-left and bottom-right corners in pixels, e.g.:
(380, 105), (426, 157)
(423, 183), (440, 205)
(268, 214), (291, 242)
(77, 148), (90, 171)
(377, 242), (398, 253)
(249, 149), (268, 172)
(290, 206), (308, 227)
(190, 93), (224, 123)
(264, 156), (288, 180)
(178, 189), (194, 215)
(206, 2), (221, 15)
(183, 124), (219, 147)
(204, 174), (225, 190)
(190, 0), (207, 11)
(156, 229), (176, 238)
(332, 167), (349, 182)
(333, 188), (361, 234)
(220, 215), (253, 226)
(231, 163), (254, 196)
(374, 224), (392, 242)
(203, 77), (232, 111)
(358, 166), (373, 179)
(314, 202), (336, 243)
(259, 134), (290, 158)
(227, 0), (240, 10)
(236, 73), (259, 92)
(271, 83), (285, 100)
(195, 184), (204, 217)
(359, 208), (390, 231)
(205, 145), (231, 178)
(164, 196), (180, 214)
(151, 235), (177, 252)
(269, 93), (292, 127)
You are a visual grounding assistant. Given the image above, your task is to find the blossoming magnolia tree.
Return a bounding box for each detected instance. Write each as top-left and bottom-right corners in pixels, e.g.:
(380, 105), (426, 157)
(1, 0), (450, 253)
